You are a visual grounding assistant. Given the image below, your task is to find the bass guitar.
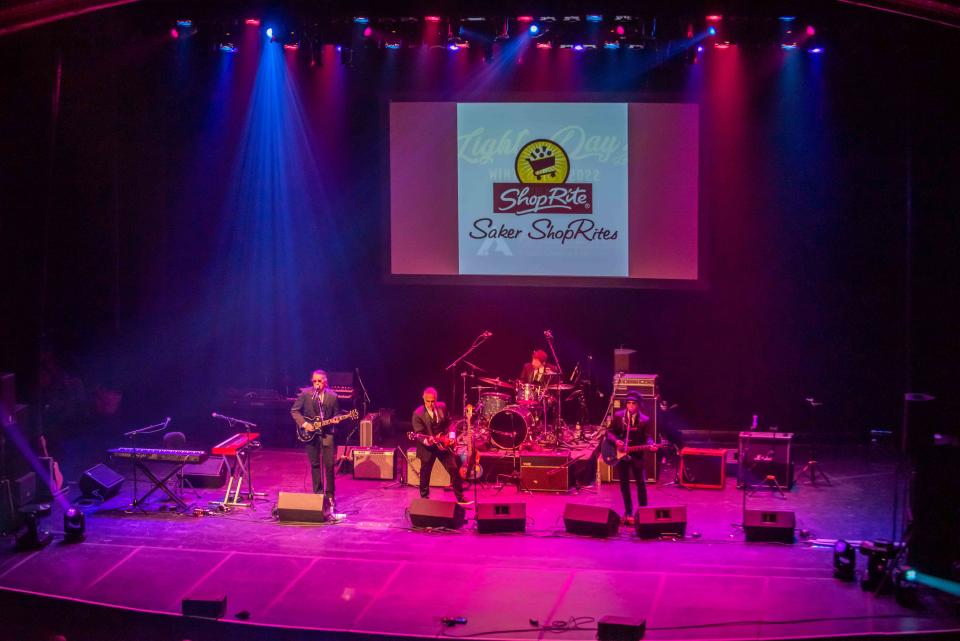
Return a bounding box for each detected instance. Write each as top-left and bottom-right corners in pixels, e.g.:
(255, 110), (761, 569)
(600, 439), (664, 466)
(458, 404), (482, 480)
(407, 431), (457, 452)
(296, 409), (359, 443)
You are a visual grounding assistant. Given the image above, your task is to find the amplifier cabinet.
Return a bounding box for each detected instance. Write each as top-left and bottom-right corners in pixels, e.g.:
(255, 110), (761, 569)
(679, 447), (726, 489)
(739, 432), (794, 489)
(352, 448), (395, 480)
(404, 449), (452, 487)
(612, 373), (659, 398)
(520, 453), (570, 492)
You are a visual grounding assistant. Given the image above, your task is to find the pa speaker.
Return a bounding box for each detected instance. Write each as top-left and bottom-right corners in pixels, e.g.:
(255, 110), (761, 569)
(476, 502), (526, 533)
(183, 456), (227, 489)
(80, 464), (123, 500)
(743, 509), (795, 543)
(408, 498), (465, 529)
(635, 505), (687, 539)
(563, 503), (620, 537)
(277, 491), (329, 522)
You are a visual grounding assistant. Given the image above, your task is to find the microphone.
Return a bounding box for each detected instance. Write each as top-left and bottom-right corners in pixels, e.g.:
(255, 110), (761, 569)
(482, 330), (492, 337)
(163, 417), (171, 429)
(211, 412), (257, 428)
(543, 329), (553, 338)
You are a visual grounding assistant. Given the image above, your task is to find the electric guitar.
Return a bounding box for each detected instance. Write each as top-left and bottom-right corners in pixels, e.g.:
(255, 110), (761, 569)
(458, 404), (482, 480)
(407, 431), (457, 452)
(296, 409), (358, 443)
(600, 439), (664, 466)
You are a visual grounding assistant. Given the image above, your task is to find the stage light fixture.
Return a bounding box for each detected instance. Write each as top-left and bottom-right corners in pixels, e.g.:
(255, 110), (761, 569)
(860, 539), (896, 593)
(615, 25), (625, 36)
(353, 17), (369, 24)
(63, 506), (86, 543)
(425, 16), (441, 23)
(529, 24), (540, 35)
(244, 18), (260, 26)
(708, 26), (717, 36)
(219, 42), (238, 53)
(706, 15), (723, 22)
(586, 15), (603, 23)
(176, 19), (192, 28)
(603, 41), (620, 49)
(808, 47), (824, 54)
(806, 25), (816, 36)
(363, 27), (373, 38)
(833, 539), (856, 581)
(266, 27), (274, 39)
(894, 566), (919, 607)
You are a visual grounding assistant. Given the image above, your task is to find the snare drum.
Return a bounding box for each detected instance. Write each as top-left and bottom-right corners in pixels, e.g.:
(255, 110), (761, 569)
(515, 382), (543, 405)
(489, 405), (535, 449)
(478, 392), (511, 422)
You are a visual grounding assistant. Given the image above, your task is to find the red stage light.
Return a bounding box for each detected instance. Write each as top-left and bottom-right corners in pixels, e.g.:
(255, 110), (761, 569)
(425, 16), (441, 23)
(363, 27), (373, 37)
(806, 25), (816, 36)
(517, 16), (534, 22)
(245, 18), (260, 26)
(169, 28), (179, 39)
(616, 25), (625, 36)
(706, 15), (723, 22)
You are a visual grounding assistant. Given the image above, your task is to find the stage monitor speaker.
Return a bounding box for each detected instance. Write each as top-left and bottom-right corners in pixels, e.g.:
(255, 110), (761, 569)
(408, 498), (465, 529)
(743, 509), (795, 543)
(635, 505), (687, 539)
(277, 491), (329, 523)
(679, 448), (726, 489)
(476, 502), (526, 533)
(353, 448), (395, 480)
(79, 464), (123, 500)
(597, 615), (646, 641)
(404, 449), (451, 487)
(182, 595), (227, 619)
(563, 503), (620, 537)
(183, 456), (227, 489)
(520, 453), (570, 492)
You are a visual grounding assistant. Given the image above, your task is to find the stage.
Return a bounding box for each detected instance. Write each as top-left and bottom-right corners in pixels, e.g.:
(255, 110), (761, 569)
(2, 443), (958, 641)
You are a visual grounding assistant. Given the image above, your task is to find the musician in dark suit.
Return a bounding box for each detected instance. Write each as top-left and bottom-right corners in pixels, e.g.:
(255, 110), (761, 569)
(606, 390), (653, 523)
(411, 387), (469, 504)
(518, 349), (552, 385)
(291, 370), (339, 505)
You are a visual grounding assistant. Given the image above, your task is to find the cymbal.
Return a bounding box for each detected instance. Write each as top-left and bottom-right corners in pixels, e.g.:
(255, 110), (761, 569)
(476, 376), (514, 389)
(545, 383), (575, 391)
(470, 385), (492, 390)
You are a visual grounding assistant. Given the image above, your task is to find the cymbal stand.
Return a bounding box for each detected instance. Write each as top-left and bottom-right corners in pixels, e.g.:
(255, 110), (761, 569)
(543, 330), (565, 446)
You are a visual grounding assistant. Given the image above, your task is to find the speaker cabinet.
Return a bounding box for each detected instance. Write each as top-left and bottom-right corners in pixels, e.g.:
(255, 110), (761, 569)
(408, 498), (465, 529)
(404, 449), (451, 487)
(739, 432), (794, 489)
(352, 448), (395, 480)
(563, 503), (620, 537)
(476, 502), (526, 533)
(635, 505), (687, 539)
(277, 491), (329, 522)
(183, 456), (227, 489)
(679, 448), (726, 489)
(80, 464), (123, 500)
(360, 419), (374, 447)
(520, 453), (570, 492)
(743, 509), (795, 543)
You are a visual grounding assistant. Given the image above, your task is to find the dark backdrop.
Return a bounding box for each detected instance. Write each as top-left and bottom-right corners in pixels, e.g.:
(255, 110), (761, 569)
(1, 5), (957, 445)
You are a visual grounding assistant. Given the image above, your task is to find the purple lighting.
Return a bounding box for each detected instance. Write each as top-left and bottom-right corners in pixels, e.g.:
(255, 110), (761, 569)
(809, 47), (824, 53)
(573, 44), (584, 51)
(529, 24), (540, 35)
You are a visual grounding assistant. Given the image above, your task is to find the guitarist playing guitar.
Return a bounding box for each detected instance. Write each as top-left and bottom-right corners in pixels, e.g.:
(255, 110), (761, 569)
(291, 369), (342, 509)
(605, 390), (655, 525)
(411, 387), (471, 505)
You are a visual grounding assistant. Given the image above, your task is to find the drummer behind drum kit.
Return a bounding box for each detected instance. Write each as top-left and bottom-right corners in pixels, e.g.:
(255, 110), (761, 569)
(463, 370), (582, 451)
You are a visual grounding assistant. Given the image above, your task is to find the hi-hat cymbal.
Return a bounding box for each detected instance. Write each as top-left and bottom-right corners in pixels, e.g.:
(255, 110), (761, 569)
(476, 376), (514, 389)
(470, 385), (492, 390)
(545, 383), (575, 391)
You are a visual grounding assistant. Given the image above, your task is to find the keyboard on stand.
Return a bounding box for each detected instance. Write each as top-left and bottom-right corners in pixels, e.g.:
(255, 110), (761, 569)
(108, 447), (209, 464)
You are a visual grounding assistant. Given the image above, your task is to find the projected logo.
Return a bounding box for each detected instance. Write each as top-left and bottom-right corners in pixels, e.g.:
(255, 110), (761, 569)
(493, 139), (593, 215)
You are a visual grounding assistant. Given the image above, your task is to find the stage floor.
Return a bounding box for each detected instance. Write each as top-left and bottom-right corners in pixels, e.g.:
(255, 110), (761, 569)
(2, 444), (958, 641)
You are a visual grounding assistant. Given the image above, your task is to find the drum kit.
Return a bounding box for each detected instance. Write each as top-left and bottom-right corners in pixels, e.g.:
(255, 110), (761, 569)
(460, 370), (581, 451)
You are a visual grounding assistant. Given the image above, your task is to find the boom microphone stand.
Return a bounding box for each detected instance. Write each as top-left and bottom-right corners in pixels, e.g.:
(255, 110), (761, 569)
(543, 330), (564, 447)
(445, 331), (493, 416)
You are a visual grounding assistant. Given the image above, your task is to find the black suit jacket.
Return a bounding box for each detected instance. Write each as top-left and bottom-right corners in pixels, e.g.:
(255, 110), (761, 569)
(291, 389), (340, 441)
(519, 363), (550, 384)
(607, 408), (652, 447)
(411, 402), (450, 438)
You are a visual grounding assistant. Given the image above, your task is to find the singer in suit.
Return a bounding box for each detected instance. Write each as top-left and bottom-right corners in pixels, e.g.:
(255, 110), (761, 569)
(411, 387), (469, 504)
(606, 390), (653, 523)
(291, 369), (339, 504)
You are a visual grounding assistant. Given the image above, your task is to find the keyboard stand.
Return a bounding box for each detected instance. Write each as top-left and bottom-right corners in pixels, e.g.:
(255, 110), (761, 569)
(131, 460), (190, 512)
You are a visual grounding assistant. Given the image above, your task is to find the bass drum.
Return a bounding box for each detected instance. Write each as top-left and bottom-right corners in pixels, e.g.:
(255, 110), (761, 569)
(488, 405), (535, 450)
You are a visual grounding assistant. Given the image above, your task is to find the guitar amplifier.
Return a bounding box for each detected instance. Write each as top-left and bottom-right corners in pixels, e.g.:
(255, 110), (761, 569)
(739, 432), (794, 489)
(612, 373), (659, 398)
(679, 448), (726, 489)
(520, 453), (570, 492)
(352, 448), (395, 480)
(404, 449), (452, 487)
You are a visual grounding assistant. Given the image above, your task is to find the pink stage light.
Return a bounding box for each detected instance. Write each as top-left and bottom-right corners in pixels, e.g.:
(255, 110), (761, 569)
(806, 25), (816, 36)
(425, 16), (441, 23)
(363, 27), (373, 37)
(245, 18), (260, 26)
(169, 28), (179, 39)
(616, 25), (625, 36)
(706, 15), (723, 22)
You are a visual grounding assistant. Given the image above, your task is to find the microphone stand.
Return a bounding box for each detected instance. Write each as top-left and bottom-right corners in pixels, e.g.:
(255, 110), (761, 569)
(211, 413), (261, 508)
(444, 332), (492, 416)
(544, 332), (564, 448)
(355, 368), (371, 420)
